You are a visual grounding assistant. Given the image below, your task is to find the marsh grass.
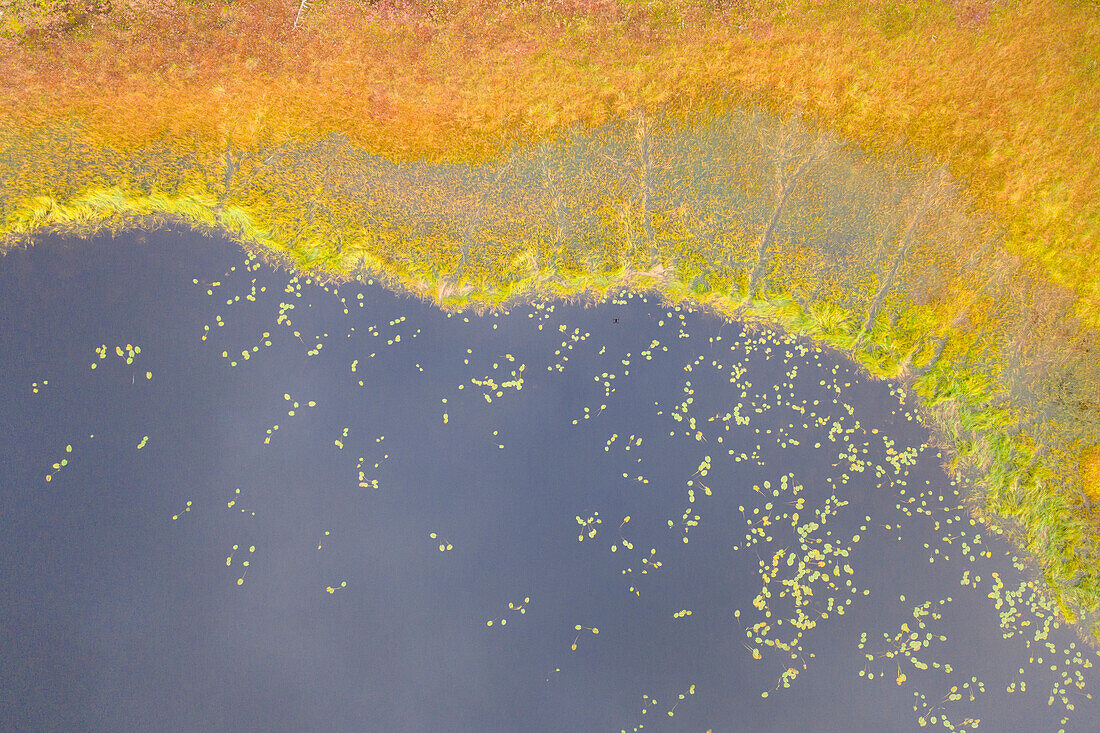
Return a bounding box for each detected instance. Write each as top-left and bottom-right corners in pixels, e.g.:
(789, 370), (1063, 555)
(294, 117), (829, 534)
(3, 81), (1100, 641)
(2, 0), (1097, 321)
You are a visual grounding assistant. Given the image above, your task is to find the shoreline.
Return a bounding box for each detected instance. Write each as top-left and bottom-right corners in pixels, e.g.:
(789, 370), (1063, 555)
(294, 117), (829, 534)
(2, 0), (1099, 644)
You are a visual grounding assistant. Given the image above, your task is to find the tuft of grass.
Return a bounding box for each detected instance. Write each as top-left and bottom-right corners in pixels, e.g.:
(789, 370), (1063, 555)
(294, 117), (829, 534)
(1081, 445), (1100, 505)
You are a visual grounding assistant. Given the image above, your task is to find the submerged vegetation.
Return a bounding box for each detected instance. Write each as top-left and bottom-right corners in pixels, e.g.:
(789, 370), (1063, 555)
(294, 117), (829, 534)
(1, 0), (1099, 652)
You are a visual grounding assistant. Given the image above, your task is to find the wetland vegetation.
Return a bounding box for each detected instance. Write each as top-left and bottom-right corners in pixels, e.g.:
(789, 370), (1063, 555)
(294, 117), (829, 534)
(1, 0), (1100, 727)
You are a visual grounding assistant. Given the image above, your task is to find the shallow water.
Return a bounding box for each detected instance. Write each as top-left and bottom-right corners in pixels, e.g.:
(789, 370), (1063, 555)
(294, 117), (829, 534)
(1, 229), (1097, 732)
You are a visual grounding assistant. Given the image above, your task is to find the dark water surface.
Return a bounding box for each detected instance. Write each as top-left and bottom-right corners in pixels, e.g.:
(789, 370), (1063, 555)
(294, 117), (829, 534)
(2, 230), (1098, 732)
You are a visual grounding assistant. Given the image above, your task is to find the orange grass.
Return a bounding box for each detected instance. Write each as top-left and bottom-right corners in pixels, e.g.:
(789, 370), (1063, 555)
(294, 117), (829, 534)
(1, 0), (1097, 322)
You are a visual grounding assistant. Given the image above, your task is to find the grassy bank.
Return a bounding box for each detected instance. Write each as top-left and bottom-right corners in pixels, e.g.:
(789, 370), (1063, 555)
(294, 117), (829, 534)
(1, 0), (1099, 642)
(3, 101), (1099, 642)
(2, 0), (1097, 318)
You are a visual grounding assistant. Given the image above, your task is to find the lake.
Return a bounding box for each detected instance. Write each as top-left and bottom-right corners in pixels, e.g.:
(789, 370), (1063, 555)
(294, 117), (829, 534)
(1, 229), (1097, 732)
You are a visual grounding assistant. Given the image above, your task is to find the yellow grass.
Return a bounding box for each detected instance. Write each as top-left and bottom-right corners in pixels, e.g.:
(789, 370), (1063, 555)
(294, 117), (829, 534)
(0, 0), (1097, 320)
(1083, 444), (1100, 506)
